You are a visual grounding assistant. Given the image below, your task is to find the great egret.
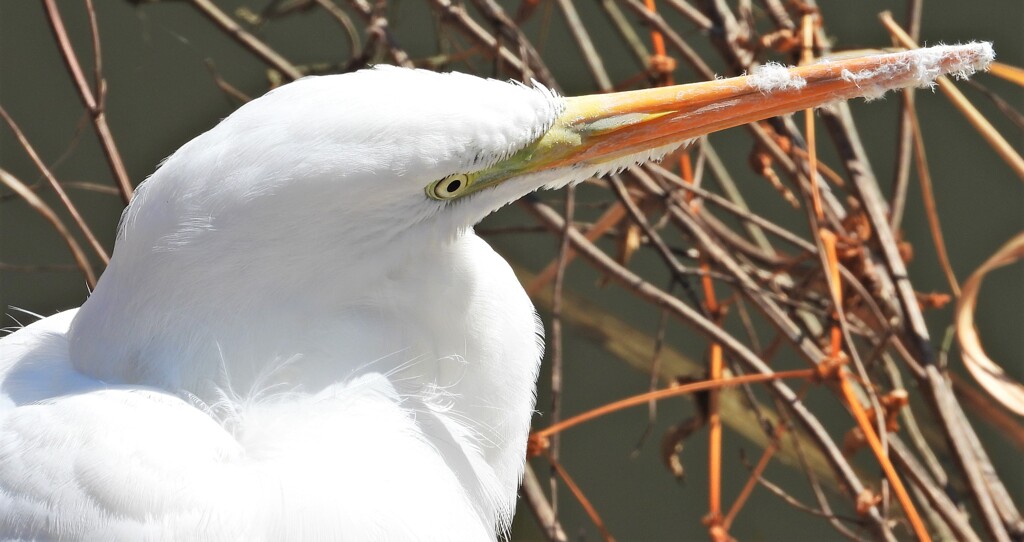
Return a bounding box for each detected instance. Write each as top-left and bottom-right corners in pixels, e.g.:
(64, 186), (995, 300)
(0, 44), (991, 539)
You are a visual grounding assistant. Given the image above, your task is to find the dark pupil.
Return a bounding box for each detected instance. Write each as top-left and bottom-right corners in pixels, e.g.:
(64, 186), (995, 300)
(445, 179), (462, 193)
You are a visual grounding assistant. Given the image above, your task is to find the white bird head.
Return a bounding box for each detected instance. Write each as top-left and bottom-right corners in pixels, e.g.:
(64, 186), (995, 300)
(125, 69), (562, 254)
(120, 44), (993, 274)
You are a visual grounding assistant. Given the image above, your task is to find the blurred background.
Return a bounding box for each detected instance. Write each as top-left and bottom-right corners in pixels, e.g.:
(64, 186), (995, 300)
(1, 1), (1021, 539)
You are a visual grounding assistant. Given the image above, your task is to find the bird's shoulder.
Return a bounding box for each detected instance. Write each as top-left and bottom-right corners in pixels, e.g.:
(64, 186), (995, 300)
(0, 312), (237, 537)
(1, 309), (90, 406)
(0, 313), (493, 540)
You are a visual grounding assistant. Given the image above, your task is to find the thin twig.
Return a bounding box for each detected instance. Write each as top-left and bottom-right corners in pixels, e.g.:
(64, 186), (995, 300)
(534, 369), (815, 440)
(546, 185), (575, 526)
(0, 106), (109, 264)
(313, 0), (363, 59)
(204, 60), (252, 104)
(888, 0), (923, 230)
(0, 262), (80, 273)
(42, 0), (133, 204)
(553, 0), (612, 91)
(526, 202), (626, 295)
(542, 450), (614, 541)
(741, 454), (866, 531)
(598, 0), (649, 68)
(617, 0), (714, 80)
(187, 0), (304, 80)
(521, 464), (569, 542)
(907, 102), (960, 296)
(0, 168), (96, 287)
(890, 437), (981, 542)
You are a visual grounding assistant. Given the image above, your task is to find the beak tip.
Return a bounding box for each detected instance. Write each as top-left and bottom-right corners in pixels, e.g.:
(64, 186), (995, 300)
(946, 41), (996, 75)
(818, 42), (995, 102)
(906, 42), (995, 83)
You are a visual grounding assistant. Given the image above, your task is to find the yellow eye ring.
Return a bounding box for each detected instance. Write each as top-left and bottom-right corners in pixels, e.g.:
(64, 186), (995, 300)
(427, 173), (473, 200)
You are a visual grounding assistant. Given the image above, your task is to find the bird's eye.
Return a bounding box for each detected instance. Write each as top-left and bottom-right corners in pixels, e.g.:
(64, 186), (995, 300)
(427, 174), (473, 200)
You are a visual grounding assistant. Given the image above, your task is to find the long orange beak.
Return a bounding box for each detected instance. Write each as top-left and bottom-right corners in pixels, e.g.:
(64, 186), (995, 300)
(555, 42), (992, 168)
(427, 43), (992, 200)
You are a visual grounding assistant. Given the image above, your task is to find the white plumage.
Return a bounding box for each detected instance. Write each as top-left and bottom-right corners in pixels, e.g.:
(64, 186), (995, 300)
(0, 44), (993, 540)
(2, 68), (557, 540)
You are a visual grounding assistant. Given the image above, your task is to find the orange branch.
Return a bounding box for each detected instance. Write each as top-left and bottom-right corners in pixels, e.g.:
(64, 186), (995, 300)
(821, 221), (929, 540)
(643, 0), (673, 85)
(545, 450), (616, 541)
(707, 343), (724, 524)
(722, 381), (812, 530)
(801, 14), (823, 221)
(525, 202), (627, 296)
(698, 257), (724, 525)
(819, 229), (843, 357)
(680, 151), (698, 208)
(839, 374), (931, 541)
(721, 422), (786, 530)
(645, 0), (665, 58)
(533, 369), (815, 441)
